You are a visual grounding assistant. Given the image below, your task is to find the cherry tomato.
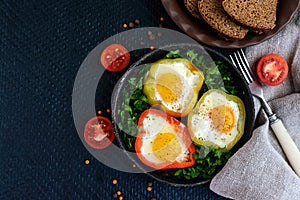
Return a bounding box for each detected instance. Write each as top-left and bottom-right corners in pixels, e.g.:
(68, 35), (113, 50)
(256, 54), (289, 86)
(100, 44), (130, 72)
(84, 116), (115, 149)
(135, 109), (195, 170)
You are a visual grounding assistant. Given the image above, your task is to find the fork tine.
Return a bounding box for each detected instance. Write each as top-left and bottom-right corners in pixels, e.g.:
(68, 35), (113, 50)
(230, 53), (251, 84)
(230, 50), (253, 84)
(237, 49), (254, 83)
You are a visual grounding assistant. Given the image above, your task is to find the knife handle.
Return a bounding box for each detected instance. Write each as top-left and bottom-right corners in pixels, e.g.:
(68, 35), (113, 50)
(270, 119), (300, 177)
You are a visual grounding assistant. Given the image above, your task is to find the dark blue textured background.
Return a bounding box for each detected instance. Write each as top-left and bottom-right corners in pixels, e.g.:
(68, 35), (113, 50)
(0, 0), (232, 199)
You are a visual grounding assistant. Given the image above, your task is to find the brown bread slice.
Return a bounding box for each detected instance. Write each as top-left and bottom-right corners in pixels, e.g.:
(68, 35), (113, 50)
(222, 0), (278, 32)
(184, 0), (202, 20)
(198, 0), (249, 40)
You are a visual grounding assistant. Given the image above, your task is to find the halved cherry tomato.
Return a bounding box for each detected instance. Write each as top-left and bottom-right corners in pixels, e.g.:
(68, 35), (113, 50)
(135, 109), (195, 170)
(84, 116), (115, 149)
(100, 44), (130, 72)
(256, 54), (289, 86)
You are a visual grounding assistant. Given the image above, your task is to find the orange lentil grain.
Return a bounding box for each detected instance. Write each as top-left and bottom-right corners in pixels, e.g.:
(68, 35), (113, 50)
(160, 17), (164, 21)
(84, 160), (90, 165)
(149, 46), (155, 51)
(117, 191), (121, 196)
(106, 109), (110, 113)
(123, 24), (128, 28)
(147, 186), (152, 192)
(134, 19), (140, 24)
(129, 22), (134, 28)
(97, 110), (102, 115)
(112, 179), (118, 185)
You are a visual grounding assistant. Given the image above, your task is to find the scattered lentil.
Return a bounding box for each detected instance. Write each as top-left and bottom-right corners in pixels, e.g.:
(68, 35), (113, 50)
(147, 186), (152, 192)
(106, 109), (111, 113)
(97, 110), (102, 115)
(117, 191), (122, 196)
(112, 179), (118, 185)
(123, 23), (128, 28)
(147, 182), (153, 187)
(129, 22), (134, 28)
(134, 19), (140, 24)
(149, 34), (155, 41)
(84, 159), (90, 165)
(160, 17), (165, 21)
(113, 193), (118, 198)
(149, 46), (155, 51)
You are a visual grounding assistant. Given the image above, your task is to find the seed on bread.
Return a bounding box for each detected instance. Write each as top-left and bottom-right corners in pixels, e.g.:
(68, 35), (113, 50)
(222, 0), (278, 32)
(198, 0), (249, 40)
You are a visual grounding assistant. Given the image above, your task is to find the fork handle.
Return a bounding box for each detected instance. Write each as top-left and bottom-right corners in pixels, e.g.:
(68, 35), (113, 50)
(271, 119), (300, 177)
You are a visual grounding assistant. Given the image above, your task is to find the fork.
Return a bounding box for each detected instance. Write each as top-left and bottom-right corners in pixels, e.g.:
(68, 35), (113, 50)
(230, 49), (300, 177)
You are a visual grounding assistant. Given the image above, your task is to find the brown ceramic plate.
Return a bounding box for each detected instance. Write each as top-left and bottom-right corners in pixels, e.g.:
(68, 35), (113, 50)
(161, 0), (300, 48)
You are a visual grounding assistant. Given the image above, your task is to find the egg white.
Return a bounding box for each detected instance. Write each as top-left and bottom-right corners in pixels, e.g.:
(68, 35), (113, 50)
(153, 62), (201, 113)
(140, 114), (189, 164)
(190, 91), (241, 148)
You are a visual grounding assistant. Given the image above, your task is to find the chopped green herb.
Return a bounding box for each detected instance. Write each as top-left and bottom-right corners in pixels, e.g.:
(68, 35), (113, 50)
(172, 145), (232, 179)
(118, 66), (150, 151)
(164, 50), (182, 59)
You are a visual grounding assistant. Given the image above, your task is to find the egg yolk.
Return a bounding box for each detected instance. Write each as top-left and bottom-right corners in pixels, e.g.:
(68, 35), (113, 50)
(152, 132), (181, 161)
(209, 105), (235, 133)
(155, 73), (182, 103)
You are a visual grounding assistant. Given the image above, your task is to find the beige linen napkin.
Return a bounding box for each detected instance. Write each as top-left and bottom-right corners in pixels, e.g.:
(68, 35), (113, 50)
(210, 8), (300, 200)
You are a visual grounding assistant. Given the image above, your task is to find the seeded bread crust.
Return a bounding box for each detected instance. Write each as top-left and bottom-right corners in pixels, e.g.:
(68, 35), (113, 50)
(222, 0), (278, 32)
(184, 0), (202, 20)
(198, 0), (249, 40)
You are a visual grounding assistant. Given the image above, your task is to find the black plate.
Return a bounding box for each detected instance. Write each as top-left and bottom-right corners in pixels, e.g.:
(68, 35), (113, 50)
(111, 43), (255, 186)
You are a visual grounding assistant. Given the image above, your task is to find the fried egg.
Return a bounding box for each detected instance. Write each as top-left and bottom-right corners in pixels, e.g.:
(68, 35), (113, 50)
(135, 109), (195, 169)
(188, 89), (246, 150)
(143, 58), (204, 117)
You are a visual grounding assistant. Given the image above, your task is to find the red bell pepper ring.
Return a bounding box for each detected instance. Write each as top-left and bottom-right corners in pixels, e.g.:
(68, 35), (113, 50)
(135, 109), (196, 170)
